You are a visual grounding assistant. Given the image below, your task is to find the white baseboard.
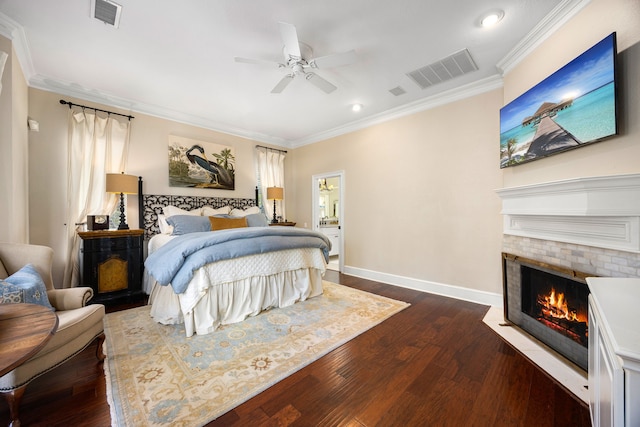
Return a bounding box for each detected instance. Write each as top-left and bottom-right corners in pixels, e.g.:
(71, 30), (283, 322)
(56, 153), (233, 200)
(342, 265), (503, 307)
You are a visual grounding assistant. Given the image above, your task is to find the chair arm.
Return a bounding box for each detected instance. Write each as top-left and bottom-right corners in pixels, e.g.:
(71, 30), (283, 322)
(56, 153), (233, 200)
(47, 287), (94, 310)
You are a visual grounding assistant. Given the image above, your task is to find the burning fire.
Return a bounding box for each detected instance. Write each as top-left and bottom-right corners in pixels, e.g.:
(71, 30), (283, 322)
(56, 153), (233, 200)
(537, 288), (587, 323)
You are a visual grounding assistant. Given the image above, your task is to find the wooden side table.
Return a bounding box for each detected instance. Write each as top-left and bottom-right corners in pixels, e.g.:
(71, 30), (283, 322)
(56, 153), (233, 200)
(78, 229), (144, 305)
(269, 222), (296, 227)
(0, 304), (58, 378)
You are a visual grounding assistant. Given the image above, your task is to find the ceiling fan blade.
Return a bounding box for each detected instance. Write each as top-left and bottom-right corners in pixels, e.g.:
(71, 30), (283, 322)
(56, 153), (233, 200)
(278, 22), (301, 59)
(310, 49), (357, 69)
(305, 72), (337, 94)
(234, 56), (283, 69)
(271, 74), (294, 93)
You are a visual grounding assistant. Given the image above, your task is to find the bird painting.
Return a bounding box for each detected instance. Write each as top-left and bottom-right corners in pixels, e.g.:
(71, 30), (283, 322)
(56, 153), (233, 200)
(168, 137), (235, 189)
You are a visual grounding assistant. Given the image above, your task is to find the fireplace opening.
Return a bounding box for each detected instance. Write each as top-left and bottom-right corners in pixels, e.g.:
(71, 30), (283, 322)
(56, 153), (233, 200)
(502, 253), (590, 371)
(521, 266), (589, 347)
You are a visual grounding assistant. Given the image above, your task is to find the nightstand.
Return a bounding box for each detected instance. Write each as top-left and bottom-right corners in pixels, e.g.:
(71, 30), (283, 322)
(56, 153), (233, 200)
(78, 229), (144, 305)
(269, 222), (296, 226)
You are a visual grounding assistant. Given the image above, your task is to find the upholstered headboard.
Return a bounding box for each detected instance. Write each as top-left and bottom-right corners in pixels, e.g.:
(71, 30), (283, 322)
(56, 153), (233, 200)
(138, 179), (258, 239)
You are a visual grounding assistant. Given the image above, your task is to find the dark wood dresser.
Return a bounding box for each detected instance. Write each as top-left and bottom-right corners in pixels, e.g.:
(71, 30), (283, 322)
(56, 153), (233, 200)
(78, 229), (144, 305)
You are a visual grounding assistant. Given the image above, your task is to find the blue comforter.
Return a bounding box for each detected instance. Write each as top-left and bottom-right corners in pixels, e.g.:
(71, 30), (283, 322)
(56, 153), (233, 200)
(145, 227), (331, 293)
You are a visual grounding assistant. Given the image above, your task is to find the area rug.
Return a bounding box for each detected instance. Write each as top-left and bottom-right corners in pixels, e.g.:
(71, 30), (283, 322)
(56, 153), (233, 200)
(103, 281), (409, 426)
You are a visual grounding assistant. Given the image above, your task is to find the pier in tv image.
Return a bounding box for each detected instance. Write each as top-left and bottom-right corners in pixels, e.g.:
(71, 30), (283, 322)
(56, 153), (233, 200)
(500, 32), (618, 168)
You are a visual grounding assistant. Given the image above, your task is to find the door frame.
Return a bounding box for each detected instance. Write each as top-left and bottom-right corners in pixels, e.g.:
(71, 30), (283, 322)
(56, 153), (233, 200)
(312, 171), (344, 272)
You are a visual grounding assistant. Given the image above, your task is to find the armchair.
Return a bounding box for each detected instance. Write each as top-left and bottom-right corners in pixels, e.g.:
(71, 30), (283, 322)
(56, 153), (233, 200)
(0, 242), (105, 427)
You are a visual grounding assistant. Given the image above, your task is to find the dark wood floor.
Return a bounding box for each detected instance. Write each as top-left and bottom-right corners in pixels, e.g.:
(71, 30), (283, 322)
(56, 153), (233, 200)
(0, 271), (591, 426)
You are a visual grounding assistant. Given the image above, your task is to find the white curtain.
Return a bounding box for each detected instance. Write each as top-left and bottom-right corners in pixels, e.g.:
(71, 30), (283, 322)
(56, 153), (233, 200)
(255, 147), (286, 221)
(63, 110), (131, 288)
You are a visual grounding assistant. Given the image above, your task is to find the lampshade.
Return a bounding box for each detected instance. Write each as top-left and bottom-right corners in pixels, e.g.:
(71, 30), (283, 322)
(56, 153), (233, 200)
(106, 173), (138, 194)
(266, 186), (284, 201)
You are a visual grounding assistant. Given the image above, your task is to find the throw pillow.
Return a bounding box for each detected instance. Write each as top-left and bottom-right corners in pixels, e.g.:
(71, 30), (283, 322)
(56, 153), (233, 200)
(209, 216), (248, 231)
(0, 288), (23, 304)
(202, 205), (232, 216)
(245, 213), (269, 227)
(0, 264), (54, 310)
(229, 206), (261, 217)
(162, 205), (202, 217)
(166, 215), (212, 235)
(157, 214), (173, 235)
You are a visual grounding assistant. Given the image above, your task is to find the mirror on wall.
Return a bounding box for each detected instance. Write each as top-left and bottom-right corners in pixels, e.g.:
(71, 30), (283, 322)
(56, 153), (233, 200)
(318, 177), (340, 225)
(314, 174), (342, 272)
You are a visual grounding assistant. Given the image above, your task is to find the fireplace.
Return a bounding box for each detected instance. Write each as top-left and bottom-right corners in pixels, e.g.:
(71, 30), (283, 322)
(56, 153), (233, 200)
(494, 175), (640, 400)
(503, 253), (590, 371)
(521, 266), (589, 346)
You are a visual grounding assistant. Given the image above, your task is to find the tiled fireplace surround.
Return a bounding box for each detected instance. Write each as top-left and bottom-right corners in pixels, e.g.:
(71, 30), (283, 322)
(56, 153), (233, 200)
(503, 234), (640, 279)
(486, 173), (640, 403)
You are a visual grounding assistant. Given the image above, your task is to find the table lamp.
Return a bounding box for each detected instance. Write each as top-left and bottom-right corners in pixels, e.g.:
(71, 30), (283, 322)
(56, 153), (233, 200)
(106, 172), (138, 230)
(266, 186), (283, 224)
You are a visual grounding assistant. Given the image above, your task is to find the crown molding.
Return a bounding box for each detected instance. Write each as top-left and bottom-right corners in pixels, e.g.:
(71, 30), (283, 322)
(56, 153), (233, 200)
(28, 68), (503, 150)
(496, 0), (591, 74)
(28, 74), (289, 146)
(290, 74), (504, 148)
(0, 12), (35, 78)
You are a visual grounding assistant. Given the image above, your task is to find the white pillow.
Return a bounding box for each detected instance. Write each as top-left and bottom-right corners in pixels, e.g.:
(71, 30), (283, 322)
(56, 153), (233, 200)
(202, 205), (231, 216)
(163, 205), (202, 217)
(157, 214), (174, 234)
(230, 206), (261, 217)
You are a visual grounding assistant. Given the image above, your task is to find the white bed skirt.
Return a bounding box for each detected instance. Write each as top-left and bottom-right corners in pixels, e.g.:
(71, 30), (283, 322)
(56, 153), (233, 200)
(146, 247), (326, 337)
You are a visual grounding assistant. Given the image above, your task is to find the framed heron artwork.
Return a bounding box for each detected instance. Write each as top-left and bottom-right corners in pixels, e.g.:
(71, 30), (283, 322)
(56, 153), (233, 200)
(168, 135), (236, 190)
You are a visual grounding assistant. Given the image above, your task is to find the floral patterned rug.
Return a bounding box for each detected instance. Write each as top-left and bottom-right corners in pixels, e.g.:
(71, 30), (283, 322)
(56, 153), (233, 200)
(103, 281), (409, 426)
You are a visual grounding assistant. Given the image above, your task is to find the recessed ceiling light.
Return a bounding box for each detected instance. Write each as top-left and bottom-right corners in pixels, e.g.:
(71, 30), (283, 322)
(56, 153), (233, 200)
(479, 9), (504, 27)
(351, 103), (363, 112)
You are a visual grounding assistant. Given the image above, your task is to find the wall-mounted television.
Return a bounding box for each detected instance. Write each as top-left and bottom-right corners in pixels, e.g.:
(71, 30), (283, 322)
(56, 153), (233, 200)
(500, 32), (618, 168)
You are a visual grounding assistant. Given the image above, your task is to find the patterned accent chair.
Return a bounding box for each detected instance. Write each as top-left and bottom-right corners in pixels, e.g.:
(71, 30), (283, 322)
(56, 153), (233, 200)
(0, 242), (105, 427)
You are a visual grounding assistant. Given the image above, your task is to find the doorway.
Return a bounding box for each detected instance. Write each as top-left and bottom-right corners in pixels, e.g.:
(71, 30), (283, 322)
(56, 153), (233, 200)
(312, 172), (344, 272)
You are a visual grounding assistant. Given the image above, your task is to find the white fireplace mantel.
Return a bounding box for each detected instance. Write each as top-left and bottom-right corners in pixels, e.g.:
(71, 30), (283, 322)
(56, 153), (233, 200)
(496, 174), (640, 253)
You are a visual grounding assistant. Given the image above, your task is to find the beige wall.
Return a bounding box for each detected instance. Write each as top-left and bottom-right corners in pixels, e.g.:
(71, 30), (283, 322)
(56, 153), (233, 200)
(0, 35), (29, 243)
(290, 90), (505, 295)
(502, 0), (640, 187)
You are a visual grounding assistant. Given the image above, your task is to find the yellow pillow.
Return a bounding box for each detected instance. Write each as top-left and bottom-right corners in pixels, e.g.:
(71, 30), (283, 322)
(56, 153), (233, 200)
(209, 216), (247, 231)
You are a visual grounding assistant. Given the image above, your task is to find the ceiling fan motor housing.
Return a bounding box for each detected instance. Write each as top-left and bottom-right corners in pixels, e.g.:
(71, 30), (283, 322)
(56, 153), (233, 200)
(284, 42), (313, 63)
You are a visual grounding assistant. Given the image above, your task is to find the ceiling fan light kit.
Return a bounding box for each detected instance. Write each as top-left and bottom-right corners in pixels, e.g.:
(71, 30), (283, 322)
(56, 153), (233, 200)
(235, 21), (357, 94)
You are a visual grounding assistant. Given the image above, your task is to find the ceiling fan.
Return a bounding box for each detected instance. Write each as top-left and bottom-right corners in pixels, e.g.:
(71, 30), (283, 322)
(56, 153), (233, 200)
(234, 22), (357, 94)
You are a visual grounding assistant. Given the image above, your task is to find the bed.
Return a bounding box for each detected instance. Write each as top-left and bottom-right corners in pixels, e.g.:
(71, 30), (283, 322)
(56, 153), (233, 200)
(140, 189), (330, 337)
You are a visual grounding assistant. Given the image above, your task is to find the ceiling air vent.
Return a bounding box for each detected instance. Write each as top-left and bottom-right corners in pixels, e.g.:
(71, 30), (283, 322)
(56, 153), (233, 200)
(92, 0), (122, 28)
(407, 49), (478, 90)
(389, 86), (407, 96)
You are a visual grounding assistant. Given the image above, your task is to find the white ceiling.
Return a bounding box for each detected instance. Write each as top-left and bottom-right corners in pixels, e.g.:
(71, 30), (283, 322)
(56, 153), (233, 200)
(0, 0), (587, 148)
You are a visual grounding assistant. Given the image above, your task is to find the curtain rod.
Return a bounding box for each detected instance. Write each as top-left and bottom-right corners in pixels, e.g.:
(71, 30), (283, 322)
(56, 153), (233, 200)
(255, 144), (287, 154)
(59, 99), (135, 120)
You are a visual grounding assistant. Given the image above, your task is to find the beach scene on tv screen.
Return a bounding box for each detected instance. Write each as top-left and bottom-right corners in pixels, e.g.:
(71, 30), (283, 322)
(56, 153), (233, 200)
(500, 33), (617, 168)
